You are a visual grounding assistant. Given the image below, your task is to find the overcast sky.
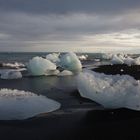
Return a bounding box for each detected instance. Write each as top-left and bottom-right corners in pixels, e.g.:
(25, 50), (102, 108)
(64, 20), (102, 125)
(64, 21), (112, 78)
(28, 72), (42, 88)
(0, 0), (140, 53)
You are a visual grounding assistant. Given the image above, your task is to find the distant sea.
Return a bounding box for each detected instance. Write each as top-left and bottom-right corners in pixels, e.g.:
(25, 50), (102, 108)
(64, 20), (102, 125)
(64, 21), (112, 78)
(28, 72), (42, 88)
(0, 52), (104, 63)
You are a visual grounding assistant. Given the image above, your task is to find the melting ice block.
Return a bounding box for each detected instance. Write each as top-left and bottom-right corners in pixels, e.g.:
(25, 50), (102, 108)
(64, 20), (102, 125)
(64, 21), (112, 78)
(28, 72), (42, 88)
(110, 53), (140, 66)
(27, 56), (57, 76)
(77, 70), (140, 110)
(60, 52), (82, 73)
(111, 54), (124, 64)
(45, 70), (60, 76)
(0, 89), (60, 120)
(134, 57), (140, 65)
(58, 70), (73, 76)
(78, 54), (88, 60)
(46, 53), (60, 63)
(124, 57), (134, 66)
(1, 70), (22, 79)
(101, 53), (113, 60)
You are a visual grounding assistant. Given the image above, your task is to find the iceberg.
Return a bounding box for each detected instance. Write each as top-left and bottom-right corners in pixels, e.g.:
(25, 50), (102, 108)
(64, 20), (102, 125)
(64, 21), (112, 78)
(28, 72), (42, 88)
(77, 70), (140, 110)
(0, 89), (60, 120)
(60, 52), (82, 73)
(46, 53), (60, 63)
(58, 70), (73, 76)
(123, 57), (135, 66)
(45, 70), (60, 76)
(1, 70), (22, 79)
(101, 53), (113, 60)
(110, 53), (140, 66)
(111, 54), (124, 64)
(27, 56), (57, 76)
(134, 57), (140, 65)
(78, 54), (88, 60)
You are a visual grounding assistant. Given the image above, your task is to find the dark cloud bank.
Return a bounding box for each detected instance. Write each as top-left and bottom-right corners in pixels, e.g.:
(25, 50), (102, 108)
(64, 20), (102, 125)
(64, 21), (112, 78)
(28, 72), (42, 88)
(0, 0), (140, 52)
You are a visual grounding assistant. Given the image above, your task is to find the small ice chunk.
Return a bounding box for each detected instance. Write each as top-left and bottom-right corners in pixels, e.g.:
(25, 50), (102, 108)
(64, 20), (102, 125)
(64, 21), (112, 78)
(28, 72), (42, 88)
(134, 57), (140, 65)
(0, 89), (60, 120)
(1, 70), (22, 79)
(45, 70), (60, 76)
(27, 56), (56, 76)
(60, 52), (82, 73)
(58, 70), (73, 76)
(46, 53), (60, 63)
(110, 54), (140, 66)
(78, 55), (88, 60)
(102, 53), (113, 60)
(77, 70), (140, 110)
(111, 54), (124, 64)
(124, 57), (134, 66)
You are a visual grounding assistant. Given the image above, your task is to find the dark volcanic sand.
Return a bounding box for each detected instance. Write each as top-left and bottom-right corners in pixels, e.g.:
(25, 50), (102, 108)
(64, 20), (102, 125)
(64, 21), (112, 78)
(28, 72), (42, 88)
(93, 64), (140, 80)
(0, 68), (140, 140)
(1, 109), (140, 140)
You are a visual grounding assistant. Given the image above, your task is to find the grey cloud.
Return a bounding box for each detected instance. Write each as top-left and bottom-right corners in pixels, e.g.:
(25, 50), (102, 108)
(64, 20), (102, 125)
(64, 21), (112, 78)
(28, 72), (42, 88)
(0, 0), (140, 15)
(0, 12), (140, 41)
(0, 0), (140, 52)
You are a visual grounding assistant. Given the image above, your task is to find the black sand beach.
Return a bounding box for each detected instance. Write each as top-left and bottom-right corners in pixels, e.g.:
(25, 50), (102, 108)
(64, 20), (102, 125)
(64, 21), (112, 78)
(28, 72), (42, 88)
(93, 64), (140, 80)
(0, 67), (140, 140)
(1, 108), (140, 140)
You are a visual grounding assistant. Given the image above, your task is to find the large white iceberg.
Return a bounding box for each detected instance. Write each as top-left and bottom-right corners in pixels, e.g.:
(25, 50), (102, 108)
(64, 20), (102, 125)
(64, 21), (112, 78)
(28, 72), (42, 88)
(77, 70), (140, 110)
(27, 56), (57, 76)
(60, 52), (82, 73)
(0, 89), (60, 120)
(1, 70), (22, 79)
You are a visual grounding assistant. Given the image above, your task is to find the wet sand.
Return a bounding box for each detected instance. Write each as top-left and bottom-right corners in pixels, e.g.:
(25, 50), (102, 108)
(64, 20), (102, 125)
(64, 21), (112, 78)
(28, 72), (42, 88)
(0, 108), (140, 140)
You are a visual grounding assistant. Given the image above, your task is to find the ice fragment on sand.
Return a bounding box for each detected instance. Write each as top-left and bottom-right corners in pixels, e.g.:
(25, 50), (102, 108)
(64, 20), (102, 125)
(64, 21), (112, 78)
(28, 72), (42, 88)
(0, 89), (60, 120)
(77, 70), (140, 110)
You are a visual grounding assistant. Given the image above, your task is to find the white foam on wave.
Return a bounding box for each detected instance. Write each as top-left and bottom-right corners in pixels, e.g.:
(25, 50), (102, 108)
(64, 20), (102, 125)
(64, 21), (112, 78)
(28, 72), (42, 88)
(77, 70), (140, 110)
(0, 89), (61, 120)
(3, 62), (25, 68)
